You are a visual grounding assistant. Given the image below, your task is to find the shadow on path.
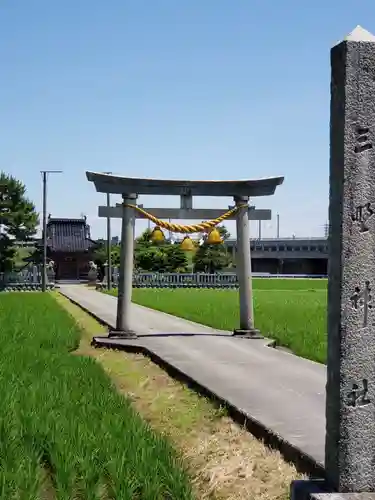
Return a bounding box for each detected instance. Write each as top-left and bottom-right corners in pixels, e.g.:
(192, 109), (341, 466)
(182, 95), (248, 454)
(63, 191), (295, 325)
(122, 332), (232, 338)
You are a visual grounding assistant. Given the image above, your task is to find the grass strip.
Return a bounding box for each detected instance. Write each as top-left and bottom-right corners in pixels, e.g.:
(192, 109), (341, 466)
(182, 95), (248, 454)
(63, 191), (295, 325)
(0, 292), (193, 499)
(56, 292), (301, 500)
(105, 279), (327, 363)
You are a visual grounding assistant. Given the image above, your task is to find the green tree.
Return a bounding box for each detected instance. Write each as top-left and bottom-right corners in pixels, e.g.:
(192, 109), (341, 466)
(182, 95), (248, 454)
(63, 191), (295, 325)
(134, 245), (167, 272)
(93, 241), (121, 267)
(162, 244), (189, 272)
(193, 225), (232, 273)
(135, 228), (153, 245)
(0, 172), (39, 272)
(134, 229), (188, 272)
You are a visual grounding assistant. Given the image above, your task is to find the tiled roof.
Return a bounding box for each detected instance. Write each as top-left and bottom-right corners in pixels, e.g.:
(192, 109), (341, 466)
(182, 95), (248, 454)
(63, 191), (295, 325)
(46, 218), (96, 252)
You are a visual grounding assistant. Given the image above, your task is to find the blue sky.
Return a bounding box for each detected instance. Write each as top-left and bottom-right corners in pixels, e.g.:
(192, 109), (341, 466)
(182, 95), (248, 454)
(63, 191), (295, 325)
(0, 1), (370, 239)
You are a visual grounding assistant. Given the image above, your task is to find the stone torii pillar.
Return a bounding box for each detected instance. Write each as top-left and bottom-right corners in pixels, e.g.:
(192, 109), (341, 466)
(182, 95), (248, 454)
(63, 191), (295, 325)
(233, 195), (259, 336)
(86, 172), (284, 337)
(116, 194), (137, 337)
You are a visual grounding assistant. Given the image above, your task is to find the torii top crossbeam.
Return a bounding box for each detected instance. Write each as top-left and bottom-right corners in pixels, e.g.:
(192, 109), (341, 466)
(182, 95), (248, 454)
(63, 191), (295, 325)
(86, 172), (284, 197)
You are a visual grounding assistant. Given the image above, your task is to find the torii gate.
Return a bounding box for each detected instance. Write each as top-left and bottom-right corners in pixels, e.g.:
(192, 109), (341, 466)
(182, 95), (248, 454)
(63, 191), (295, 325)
(86, 172), (284, 338)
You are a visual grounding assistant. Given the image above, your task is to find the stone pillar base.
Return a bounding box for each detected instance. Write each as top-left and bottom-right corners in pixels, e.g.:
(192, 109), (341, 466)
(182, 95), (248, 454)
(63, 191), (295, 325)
(233, 328), (263, 338)
(108, 329), (138, 339)
(290, 480), (375, 499)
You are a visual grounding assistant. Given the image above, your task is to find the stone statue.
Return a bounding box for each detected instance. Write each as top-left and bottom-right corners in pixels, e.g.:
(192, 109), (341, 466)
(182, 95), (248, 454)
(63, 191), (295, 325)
(88, 261), (97, 271)
(88, 260), (98, 284)
(46, 260), (55, 283)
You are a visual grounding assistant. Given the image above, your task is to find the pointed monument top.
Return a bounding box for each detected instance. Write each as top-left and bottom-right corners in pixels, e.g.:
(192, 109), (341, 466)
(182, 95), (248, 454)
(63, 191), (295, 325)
(335, 25), (375, 45)
(345, 25), (375, 41)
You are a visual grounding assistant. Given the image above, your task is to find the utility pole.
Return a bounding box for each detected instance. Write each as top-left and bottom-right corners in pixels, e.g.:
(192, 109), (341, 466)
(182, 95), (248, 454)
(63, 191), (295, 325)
(104, 172), (112, 290)
(258, 220), (262, 240)
(0, 183), (7, 272)
(276, 213), (280, 238)
(41, 170), (62, 292)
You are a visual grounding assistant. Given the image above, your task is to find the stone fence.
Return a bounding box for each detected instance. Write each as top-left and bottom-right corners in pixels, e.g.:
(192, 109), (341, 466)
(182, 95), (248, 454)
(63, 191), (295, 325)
(98, 268), (239, 289)
(132, 272), (239, 289)
(1, 265), (327, 292)
(0, 266), (55, 291)
(104, 268), (326, 289)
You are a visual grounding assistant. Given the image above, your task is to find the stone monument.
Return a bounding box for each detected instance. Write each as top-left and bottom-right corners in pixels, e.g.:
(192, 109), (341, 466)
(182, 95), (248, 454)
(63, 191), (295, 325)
(291, 25), (375, 499)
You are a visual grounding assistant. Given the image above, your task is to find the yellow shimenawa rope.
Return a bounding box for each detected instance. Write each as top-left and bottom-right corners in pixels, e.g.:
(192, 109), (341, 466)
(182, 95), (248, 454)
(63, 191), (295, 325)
(124, 203), (248, 234)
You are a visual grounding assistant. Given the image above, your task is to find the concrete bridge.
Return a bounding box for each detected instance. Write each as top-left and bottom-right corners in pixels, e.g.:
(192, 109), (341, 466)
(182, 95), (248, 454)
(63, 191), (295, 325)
(224, 237), (328, 276)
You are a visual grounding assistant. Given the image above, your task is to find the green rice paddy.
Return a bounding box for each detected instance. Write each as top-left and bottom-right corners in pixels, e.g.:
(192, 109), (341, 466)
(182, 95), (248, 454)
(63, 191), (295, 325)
(108, 278), (327, 364)
(0, 293), (193, 499)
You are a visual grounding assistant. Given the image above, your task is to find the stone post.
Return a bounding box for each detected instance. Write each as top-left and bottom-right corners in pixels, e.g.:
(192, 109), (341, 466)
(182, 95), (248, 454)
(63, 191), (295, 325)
(113, 266), (119, 287)
(233, 195), (261, 338)
(102, 261), (108, 286)
(32, 265), (38, 284)
(291, 25), (375, 499)
(112, 194), (137, 337)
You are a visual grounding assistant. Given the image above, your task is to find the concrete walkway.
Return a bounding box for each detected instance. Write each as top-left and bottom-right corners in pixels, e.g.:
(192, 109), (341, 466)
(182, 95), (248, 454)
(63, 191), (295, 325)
(59, 285), (326, 471)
